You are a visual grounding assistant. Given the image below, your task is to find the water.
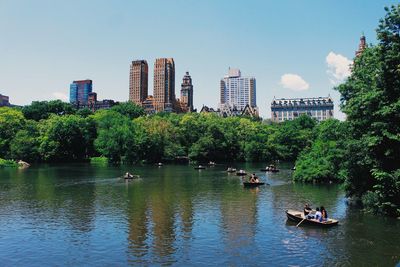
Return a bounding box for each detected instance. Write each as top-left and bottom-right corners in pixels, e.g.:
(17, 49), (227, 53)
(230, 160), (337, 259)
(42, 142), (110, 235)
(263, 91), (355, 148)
(0, 163), (399, 266)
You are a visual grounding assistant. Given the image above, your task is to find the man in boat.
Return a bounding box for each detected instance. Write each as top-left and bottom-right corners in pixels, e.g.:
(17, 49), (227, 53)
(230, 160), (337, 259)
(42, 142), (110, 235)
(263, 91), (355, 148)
(314, 207), (322, 222)
(303, 204), (312, 216)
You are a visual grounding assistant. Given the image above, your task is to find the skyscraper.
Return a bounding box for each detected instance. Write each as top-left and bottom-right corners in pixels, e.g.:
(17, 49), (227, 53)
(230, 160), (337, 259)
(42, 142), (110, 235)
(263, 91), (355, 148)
(180, 71), (194, 112)
(129, 60), (148, 105)
(69, 79), (92, 104)
(220, 68), (256, 110)
(153, 58), (175, 112)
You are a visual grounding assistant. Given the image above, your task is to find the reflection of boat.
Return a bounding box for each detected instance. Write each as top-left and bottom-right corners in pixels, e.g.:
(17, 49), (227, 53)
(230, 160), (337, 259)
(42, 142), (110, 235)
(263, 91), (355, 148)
(236, 170), (247, 176)
(243, 182), (265, 187)
(194, 165), (206, 170)
(260, 165), (279, 172)
(226, 167), (237, 173)
(286, 209), (339, 227)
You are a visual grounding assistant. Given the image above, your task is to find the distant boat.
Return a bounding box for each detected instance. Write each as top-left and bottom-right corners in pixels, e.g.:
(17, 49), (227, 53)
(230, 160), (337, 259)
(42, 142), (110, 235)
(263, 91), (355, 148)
(157, 162), (163, 167)
(208, 161), (216, 166)
(286, 209), (339, 227)
(260, 165), (279, 172)
(124, 172), (139, 180)
(243, 182), (265, 187)
(291, 166), (296, 171)
(226, 167), (237, 173)
(236, 170), (247, 176)
(194, 165), (206, 170)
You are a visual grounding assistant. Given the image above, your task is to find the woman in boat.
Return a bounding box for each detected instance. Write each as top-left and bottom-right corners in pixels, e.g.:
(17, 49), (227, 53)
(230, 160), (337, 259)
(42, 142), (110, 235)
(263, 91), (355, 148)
(320, 206), (328, 221)
(254, 176), (260, 183)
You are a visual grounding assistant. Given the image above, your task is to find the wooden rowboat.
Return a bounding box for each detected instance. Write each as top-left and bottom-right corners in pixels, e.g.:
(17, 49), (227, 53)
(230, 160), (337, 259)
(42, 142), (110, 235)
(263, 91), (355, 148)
(286, 209), (339, 227)
(243, 182), (265, 187)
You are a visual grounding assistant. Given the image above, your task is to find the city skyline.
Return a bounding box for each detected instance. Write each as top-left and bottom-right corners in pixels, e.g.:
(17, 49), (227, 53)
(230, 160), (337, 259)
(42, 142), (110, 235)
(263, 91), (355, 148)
(1, 1), (398, 119)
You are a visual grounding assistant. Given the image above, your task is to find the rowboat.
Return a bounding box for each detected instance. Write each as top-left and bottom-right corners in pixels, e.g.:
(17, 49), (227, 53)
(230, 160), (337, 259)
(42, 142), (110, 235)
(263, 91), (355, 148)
(243, 182), (265, 187)
(124, 173), (140, 180)
(260, 165), (280, 172)
(226, 167), (237, 173)
(286, 209), (339, 227)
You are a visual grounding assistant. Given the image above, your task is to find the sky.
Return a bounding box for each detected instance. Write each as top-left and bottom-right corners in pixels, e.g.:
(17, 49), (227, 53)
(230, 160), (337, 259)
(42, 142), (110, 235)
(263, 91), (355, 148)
(0, 0), (398, 119)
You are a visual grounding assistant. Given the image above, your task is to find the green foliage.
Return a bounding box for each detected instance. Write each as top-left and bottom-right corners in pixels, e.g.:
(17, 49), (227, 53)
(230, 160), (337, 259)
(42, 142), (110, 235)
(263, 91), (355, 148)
(111, 102), (145, 119)
(22, 100), (76, 121)
(293, 119), (349, 183)
(38, 115), (96, 161)
(335, 4), (400, 216)
(0, 107), (26, 158)
(90, 156), (109, 165)
(10, 120), (41, 162)
(0, 158), (18, 168)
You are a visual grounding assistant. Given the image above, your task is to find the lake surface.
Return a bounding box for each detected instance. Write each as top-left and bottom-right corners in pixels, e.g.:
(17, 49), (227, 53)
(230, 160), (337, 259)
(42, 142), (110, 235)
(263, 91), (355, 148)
(0, 163), (399, 266)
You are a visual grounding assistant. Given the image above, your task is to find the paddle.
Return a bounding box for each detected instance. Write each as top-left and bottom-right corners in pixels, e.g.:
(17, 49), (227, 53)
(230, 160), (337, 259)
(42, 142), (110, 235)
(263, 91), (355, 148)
(296, 217), (307, 227)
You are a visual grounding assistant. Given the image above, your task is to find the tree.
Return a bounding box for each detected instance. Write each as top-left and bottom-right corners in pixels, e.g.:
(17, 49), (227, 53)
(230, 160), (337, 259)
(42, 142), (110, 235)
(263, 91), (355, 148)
(0, 107), (26, 158)
(22, 100), (76, 121)
(336, 5), (400, 216)
(10, 120), (41, 162)
(39, 115), (95, 161)
(111, 102), (145, 119)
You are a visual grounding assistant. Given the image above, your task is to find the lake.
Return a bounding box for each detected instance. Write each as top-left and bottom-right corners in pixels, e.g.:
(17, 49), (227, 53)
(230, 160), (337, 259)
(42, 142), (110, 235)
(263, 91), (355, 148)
(0, 163), (399, 266)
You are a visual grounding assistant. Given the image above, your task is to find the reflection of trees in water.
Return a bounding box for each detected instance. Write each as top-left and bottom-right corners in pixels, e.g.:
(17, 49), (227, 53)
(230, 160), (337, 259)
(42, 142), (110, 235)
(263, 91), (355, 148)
(323, 207), (400, 266)
(220, 184), (258, 255)
(126, 186), (149, 258)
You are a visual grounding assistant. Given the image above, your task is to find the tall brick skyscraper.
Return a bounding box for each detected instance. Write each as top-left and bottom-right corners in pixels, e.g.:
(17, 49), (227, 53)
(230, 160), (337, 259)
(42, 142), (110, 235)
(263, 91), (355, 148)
(129, 60), (148, 105)
(153, 58), (175, 112)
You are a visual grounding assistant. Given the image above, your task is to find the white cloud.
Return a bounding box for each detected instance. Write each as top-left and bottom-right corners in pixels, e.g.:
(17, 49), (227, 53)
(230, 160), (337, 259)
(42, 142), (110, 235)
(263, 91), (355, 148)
(326, 52), (352, 85)
(280, 74), (309, 91)
(52, 92), (68, 102)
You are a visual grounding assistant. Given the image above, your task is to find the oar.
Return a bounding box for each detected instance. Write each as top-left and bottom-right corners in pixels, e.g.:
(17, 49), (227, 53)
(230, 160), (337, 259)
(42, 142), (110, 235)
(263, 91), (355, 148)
(296, 217), (307, 227)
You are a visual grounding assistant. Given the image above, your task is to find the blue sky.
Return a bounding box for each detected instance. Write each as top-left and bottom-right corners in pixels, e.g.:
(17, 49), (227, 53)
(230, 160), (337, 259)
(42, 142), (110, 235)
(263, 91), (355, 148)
(0, 0), (398, 119)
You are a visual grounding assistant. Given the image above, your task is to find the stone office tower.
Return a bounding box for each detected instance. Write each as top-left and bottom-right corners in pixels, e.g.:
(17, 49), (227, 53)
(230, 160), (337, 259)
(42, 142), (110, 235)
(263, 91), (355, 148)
(153, 58), (175, 112)
(129, 60), (148, 105)
(180, 71), (194, 112)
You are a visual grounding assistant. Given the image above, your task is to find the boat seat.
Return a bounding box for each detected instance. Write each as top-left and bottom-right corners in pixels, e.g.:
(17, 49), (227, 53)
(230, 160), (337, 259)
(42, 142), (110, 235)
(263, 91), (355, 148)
(294, 213), (302, 216)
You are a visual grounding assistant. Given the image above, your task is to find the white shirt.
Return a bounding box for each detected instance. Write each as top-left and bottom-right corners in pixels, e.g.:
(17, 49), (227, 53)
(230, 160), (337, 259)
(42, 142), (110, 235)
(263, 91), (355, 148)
(315, 211), (322, 220)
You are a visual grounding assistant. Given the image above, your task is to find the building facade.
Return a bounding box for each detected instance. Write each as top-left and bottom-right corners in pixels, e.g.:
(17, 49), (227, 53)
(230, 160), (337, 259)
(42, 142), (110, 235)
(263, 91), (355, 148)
(129, 60), (148, 105)
(180, 71), (194, 112)
(153, 58), (175, 112)
(0, 94), (10, 107)
(70, 79), (93, 104)
(220, 68), (256, 111)
(271, 97), (334, 122)
(74, 92), (117, 111)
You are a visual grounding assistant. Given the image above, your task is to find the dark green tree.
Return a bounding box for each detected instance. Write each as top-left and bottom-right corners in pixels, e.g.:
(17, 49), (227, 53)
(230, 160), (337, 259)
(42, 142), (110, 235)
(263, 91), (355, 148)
(22, 100), (76, 121)
(336, 5), (400, 216)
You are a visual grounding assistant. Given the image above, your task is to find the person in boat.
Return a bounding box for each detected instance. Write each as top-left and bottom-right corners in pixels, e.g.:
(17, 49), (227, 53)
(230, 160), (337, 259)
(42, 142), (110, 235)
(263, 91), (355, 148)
(303, 203), (312, 216)
(249, 173), (256, 183)
(314, 207), (322, 222)
(125, 172), (131, 178)
(254, 176), (260, 183)
(320, 206), (328, 221)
